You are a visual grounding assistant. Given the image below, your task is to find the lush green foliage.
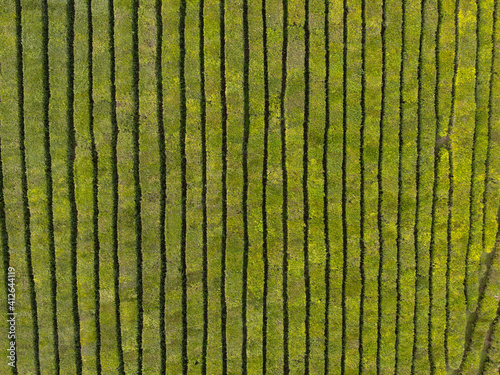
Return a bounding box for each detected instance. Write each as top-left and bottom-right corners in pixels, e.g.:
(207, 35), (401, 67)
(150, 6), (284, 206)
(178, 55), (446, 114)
(0, 0), (500, 373)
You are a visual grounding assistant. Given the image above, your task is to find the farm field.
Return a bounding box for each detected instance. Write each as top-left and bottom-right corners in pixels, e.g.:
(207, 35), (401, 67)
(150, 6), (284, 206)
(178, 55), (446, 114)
(1, 0), (500, 373)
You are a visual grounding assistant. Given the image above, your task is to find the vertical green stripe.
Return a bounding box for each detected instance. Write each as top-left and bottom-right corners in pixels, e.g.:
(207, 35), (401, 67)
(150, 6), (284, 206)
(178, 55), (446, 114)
(377, 0), (387, 372)
(131, 0), (144, 372)
(66, 0), (83, 372)
(411, 0), (428, 372)
(341, 0), (349, 372)
(41, 0), (60, 372)
(219, 0), (228, 367)
(280, 0), (290, 371)
(179, 0), (188, 372)
(480, 0), (498, 261)
(444, 0), (459, 366)
(303, 0), (311, 371)
(108, 0), (125, 370)
(87, 0), (101, 372)
(241, 0), (250, 370)
(464, 0), (483, 312)
(394, 1), (407, 372)
(444, 146), (455, 367)
(428, 0), (443, 371)
(358, 0), (367, 371)
(15, 0), (39, 373)
(156, 0), (167, 372)
(219, 0), (228, 366)
(198, 0), (208, 372)
(260, 0), (270, 371)
(322, 0), (331, 372)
